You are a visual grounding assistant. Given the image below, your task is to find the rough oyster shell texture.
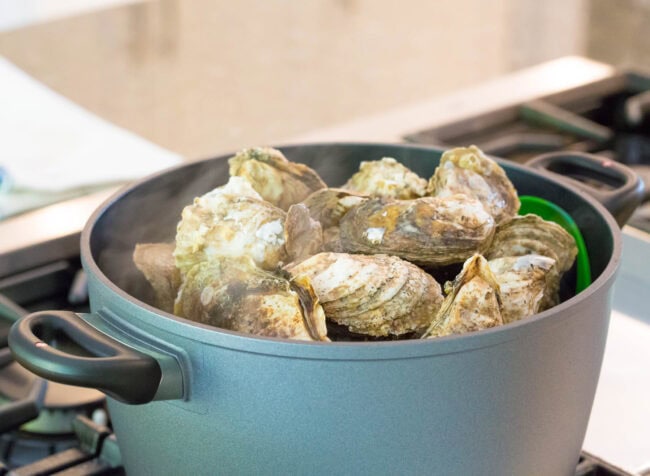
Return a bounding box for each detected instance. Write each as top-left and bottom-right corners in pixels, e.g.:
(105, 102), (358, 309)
(485, 214), (577, 273)
(285, 252), (443, 337)
(284, 203), (324, 263)
(427, 146), (520, 225)
(488, 254), (557, 323)
(338, 194), (496, 267)
(485, 213), (578, 308)
(422, 254), (503, 338)
(343, 157), (428, 199)
(174, 176), (288, 274)
(298, 188), (368, 253)
(175, 256), (328, 341)
(228, 147), (326, 211)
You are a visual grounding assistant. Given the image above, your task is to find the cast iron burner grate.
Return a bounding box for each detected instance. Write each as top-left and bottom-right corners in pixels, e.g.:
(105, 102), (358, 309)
(1, 416), (124, 476)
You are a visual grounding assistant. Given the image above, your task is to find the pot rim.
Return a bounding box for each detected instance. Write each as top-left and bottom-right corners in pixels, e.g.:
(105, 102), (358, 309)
(80, 142), (622, 359)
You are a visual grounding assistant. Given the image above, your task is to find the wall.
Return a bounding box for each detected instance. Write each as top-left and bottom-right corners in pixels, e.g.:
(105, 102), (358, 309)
(0, 0), (589, 158)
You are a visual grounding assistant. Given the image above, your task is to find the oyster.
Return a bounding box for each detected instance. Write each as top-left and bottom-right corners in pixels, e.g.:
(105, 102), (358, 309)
(175, 256), (328, 341)
(174, 176), (288, 274)
(427, 146), (520, 225)
(488, 254), (556, 323)
(485, 214), (577, 308)
(422, 254), (503, 338)
(228, 147), (326, 210)
(299, 188), (368, 253)
(343, 157), (427, 199)
(485, 214), (577, 274)
(285, 252), (443, 337)
(301, 188), (368, 228)
(133, 243), (181, 314)
(338, 194), (495, 267)
(284, 203), (323, 263)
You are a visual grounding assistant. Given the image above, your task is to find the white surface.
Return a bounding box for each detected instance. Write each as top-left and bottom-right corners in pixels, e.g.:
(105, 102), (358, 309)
(583, 231), (650, 474)
(0, 0), (145, 32)
(0, 56), (181, 217)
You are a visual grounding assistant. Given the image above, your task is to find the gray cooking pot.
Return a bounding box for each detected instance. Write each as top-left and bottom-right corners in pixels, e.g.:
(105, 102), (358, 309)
(9, 144), (645, 475)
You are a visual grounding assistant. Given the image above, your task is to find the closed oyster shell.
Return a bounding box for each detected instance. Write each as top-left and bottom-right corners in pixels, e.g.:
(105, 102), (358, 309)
(175, 256), (328, 341)
(299, 188), (368, 253)
(133, 243), (181, 313)
(343, 157), (427, 199)
(422, 254), (503, 338)
(485, 214), (577, 309)
(485, 214), (577, 273)
(228, 147), (326, 210)
(284, 203), (323, 263)
(174, 176), (288, 274)
(488, 254), (556, 323)
(285, 252), (443, 337)
(427, 146), (520, 225)
(339, 194), (495, 267)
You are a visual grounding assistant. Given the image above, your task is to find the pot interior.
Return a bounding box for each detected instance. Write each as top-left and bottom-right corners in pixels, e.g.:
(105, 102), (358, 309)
(88, 143), (615, 317)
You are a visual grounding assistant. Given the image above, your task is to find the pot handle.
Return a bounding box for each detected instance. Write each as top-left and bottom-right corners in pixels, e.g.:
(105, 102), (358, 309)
(526, 152), (645, 227)
(9, 310), (163, 405)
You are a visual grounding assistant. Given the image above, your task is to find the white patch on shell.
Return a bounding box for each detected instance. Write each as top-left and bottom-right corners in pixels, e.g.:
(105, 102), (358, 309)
(339, 196), (366, 208)
(512, 254), (555, 271)
(364, 227), (385, 244)
(198, 177), (262, 209)
(251, 219), (285, 263)
(309, 256), (378, 301)
(256, 219), (285, 245)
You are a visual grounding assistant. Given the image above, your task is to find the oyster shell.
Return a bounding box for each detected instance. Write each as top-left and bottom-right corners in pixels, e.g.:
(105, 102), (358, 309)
(285, 252), (443, 337)
(133, 243), (181, 313)
(228, 147), (326, 210)
(338, 194), (496, 267)
(427, 146), (520, 225)
(175, 256), (328, 341)
(284, 203), (324, 263)
(174, 176), (288, 274)
(488, 254), (556, 323)
(299, 188), (368, 253)
(422, 254), (503, 338)
(485, 214), (577, 273)
(485, 214), (577, 309)
(343, 157), (427, 199)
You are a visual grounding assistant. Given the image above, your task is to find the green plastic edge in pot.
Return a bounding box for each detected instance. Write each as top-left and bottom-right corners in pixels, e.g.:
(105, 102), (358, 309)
(518, 195), (592, 293)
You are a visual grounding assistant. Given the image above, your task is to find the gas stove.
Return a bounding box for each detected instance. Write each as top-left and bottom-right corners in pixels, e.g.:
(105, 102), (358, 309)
(1, 57), (649, 475)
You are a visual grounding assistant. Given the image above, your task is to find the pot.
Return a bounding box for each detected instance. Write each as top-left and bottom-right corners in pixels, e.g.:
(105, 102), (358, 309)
(9, 144), (644, 475)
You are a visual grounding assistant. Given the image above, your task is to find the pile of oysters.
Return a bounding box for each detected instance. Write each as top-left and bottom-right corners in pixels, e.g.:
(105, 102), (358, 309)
(133, 146), (578, 342)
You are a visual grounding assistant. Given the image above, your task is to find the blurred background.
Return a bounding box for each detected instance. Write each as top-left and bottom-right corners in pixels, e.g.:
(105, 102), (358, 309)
(0, 0), (648, 159)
